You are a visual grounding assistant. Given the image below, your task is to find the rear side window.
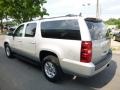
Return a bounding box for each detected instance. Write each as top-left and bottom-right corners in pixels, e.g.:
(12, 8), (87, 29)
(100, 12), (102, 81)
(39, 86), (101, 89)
(41, 20), (81, 40)
(25, 23), (36, 37)
(86, 21), (108, 40)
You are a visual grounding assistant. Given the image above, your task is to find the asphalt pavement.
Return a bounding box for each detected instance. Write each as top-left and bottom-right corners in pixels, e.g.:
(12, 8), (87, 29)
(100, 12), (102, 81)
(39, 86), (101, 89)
(0, 35), (120, 90)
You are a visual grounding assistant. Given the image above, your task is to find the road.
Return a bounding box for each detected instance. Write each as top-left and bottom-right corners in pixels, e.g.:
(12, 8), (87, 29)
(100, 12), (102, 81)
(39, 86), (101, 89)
(111, 39), (120, 54)
(0, 35), (120, 90)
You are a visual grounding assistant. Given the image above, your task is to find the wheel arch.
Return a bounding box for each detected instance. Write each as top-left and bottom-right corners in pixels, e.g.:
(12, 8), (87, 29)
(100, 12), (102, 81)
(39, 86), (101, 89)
(4, 42), (9, 46)
(39, 50), (61, 66)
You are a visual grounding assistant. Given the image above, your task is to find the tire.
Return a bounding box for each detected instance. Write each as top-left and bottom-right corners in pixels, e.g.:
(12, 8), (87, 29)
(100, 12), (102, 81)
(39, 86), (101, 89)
(5, 44), (13, 58)
(42, 55), (62, 82)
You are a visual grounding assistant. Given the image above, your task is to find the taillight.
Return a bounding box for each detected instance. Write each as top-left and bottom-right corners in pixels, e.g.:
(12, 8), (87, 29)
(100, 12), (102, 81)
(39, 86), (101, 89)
(80, 41), (92, 63)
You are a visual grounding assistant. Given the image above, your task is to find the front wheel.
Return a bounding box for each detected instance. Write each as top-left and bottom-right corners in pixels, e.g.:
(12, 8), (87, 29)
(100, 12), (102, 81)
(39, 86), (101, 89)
(42, 55), (62, 82)
(5, 44), (13, 58)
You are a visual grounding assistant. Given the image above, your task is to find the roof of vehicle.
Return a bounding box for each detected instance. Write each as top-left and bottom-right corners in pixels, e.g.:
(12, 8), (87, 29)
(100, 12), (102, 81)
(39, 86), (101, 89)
(22, 15), (103, 24)
(40, 15), (82, 22)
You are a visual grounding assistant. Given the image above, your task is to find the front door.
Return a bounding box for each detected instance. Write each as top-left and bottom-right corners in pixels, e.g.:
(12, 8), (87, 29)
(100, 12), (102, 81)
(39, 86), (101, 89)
(13, 24), (25, 54)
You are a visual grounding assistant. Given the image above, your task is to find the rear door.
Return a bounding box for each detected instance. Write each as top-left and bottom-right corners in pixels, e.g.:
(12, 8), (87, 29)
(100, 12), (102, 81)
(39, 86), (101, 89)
(85, 19), (111, 63)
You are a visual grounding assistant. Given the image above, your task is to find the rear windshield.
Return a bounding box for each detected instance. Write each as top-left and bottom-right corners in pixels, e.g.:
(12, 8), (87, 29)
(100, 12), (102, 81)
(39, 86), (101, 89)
(41, 20), (81, 40)
(86, 21), (108, 40)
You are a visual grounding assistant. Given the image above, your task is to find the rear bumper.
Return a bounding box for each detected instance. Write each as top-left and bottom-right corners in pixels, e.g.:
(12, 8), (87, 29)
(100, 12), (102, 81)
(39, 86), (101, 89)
(60, 50), (112, 77)
(94, 50), (112, 71)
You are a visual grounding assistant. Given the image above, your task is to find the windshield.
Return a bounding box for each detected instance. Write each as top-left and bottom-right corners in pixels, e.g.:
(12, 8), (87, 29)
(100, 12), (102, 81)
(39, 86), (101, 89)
(86, 21), (108, 40)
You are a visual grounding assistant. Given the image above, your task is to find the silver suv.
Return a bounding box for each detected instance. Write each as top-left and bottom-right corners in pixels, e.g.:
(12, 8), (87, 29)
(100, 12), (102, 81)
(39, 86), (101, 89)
(4, 16), (112, 82)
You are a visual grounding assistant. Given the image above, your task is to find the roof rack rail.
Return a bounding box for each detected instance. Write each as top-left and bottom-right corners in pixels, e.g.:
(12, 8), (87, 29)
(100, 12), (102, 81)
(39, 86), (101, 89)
(65, 14), (78, 17)
(39, 14), (80, 20)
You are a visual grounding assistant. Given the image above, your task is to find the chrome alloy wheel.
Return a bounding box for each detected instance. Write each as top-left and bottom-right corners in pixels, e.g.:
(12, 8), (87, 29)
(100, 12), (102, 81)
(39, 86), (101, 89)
(44, 61), (56, 78)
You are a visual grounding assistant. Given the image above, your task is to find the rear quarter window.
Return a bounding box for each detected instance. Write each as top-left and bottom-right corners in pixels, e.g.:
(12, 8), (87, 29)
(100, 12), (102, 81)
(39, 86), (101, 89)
(41, 20), (81, 40)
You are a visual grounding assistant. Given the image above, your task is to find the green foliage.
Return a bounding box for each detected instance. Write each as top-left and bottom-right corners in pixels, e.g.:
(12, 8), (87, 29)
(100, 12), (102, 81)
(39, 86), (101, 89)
(0, 0), (49, 23)
(0, 0), (7, 32)
(105, 18), (117, 25)
(105, 18), (120, 29)
(3, 21), (17, 27)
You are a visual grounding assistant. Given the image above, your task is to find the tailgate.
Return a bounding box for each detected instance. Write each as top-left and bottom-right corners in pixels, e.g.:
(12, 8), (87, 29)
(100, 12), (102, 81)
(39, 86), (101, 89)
(85, 18), (111, 63)
(92, 39), (111, 63)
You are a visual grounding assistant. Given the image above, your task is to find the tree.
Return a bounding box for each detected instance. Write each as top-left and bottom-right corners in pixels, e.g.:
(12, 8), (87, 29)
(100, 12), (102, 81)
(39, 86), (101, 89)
(105, 18), (117, 25)
(117, 21), (120, 29)
(7, 0), (49, 23)
(105, 18), (120, 29)
(0, 10), (4, 33)
(0, 0), (49, 33)
(0, 0), (6, 33)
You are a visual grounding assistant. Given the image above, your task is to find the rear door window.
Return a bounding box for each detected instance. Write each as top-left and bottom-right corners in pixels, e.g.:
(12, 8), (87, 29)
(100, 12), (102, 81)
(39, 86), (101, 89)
(41, 20), (81, 40)
(86, 21), (108, 40)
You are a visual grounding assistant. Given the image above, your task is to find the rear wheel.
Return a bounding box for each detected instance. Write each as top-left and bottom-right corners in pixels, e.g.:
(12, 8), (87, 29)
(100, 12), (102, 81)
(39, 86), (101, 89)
(42, 55), (62, 82)
(5, 44), (13, 58)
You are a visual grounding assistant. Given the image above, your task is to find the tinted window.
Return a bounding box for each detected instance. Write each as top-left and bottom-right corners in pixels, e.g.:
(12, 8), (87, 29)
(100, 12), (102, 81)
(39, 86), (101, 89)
(25, 23), (36, 37)
(14, 25), (24, 37)
(41, 20), (81, 40)
(86, 21), (108, 40)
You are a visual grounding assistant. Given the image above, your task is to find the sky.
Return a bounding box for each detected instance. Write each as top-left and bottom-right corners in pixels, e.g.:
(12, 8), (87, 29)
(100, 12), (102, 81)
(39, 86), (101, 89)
(44, 0), (120, 20)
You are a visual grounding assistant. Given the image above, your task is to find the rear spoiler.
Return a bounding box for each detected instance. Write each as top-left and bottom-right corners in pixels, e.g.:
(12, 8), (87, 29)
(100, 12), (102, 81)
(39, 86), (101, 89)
(85, 18), (102, 22)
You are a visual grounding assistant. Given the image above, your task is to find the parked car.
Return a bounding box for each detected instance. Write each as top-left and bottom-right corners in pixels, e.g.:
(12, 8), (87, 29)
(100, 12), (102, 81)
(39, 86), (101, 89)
(113, 32), (120, 41)
(9, 26), (17, 31)
(6, 26), (17, 36)
(4, 16), (112, 82)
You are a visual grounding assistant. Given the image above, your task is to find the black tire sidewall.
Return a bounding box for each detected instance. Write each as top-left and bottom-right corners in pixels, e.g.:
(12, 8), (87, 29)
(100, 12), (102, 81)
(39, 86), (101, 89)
(5, 44), (12, 58)
(42, 55), (61, 82)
